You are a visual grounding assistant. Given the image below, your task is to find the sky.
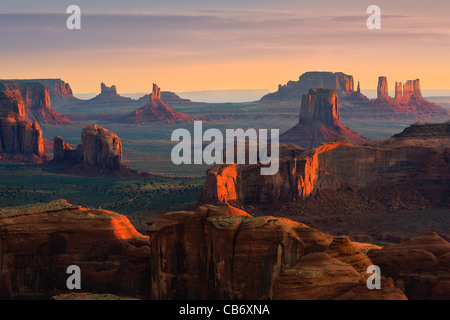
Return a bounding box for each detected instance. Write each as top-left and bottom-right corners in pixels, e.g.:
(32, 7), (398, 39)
(1, 0), (450, 95)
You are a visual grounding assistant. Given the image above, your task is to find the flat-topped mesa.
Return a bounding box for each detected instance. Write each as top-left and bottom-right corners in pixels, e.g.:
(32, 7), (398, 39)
(299, 88), (340, 126)
(299, 72), (354, 94)
(150, 83), (161, 102)
(100, 82), (118, 95)
(261, 71), (356, 101)
(377, 76), (390, 101)
(0, 111), (47, 163)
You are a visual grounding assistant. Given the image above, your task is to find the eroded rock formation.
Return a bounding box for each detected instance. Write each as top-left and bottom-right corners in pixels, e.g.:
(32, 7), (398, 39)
(148, 204), (406, 300)
(280, 88), (370, 148)
(0, 81), (75, 125)
(348, 77), (448, 119)
(54, 125), (149, 177)
(261, 72), (356, 101)
(0, 110), (47, 163)
(0, 200), (150, 299)
(377, 76), (389, 101)
(203, 121), (450, 204)
(130, 84), (192, 123)
(201, 122), (450, 243)
(368, 232), (450, 300)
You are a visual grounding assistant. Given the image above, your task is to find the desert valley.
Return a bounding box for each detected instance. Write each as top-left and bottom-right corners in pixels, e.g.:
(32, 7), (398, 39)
(0, 70), (449, 301)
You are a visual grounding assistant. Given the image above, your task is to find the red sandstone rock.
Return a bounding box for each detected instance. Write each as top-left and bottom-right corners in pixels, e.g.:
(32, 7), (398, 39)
(202, 122), (449, 208)
(377, 76), (389, 101)
(280, 88), (370, 149)
(0, 81), (75, 125)
(0, 200), (150, 299)
(131, 84), (192, 123)
(347, 77), (448, 120)
(149, 204), (406, 300)
(395, 81), (403, 102)
(261, 72), (355, 101)
(368, 232), (450, 300)
(0, 110), (47, 163)
(53, 125), (151, 177)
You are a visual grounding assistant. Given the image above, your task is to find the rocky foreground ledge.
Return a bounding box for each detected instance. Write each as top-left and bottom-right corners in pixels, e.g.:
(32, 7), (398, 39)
(1, 200), (449, 300)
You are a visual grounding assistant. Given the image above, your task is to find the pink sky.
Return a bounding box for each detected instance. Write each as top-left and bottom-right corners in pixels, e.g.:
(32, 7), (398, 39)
(1, 1), (450, 94)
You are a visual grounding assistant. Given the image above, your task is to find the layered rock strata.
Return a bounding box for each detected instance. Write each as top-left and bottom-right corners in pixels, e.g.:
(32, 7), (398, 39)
(0, 200), (150, 299)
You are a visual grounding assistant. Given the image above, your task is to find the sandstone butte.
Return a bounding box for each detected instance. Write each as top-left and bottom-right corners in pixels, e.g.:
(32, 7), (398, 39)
(0, 200), (150, 299)
(53, 124), (151, 177)
(0, 110), (48, 163)
(0, 80), (75, 125)
(260, 71), (448, 120)
(347, 77), (448, 119)
(130, 83), (193, 123)
(201, 121), (450, 209)
(280, 88), (370, 149)
(148, 203), (406, 300)
(88, 82), (133, 104)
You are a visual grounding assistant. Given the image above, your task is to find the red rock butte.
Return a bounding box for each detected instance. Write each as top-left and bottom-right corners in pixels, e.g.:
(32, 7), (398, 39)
(130, 83), (192, 123)
(54, 124), (151, 177)
(280, 88), (370, 149)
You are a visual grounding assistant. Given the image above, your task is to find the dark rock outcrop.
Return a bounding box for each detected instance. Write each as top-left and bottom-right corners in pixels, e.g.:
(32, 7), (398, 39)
(0, 200), (150, 299)
(280, 88), (370, 148)
(0, 110), (48, 163)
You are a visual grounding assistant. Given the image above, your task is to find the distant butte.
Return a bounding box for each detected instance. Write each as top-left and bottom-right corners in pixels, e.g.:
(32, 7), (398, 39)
(351, 76), (450, 119)
(280, 88), (370, 149)
(53, 124), (152, 177)
(129, 83), (192, 123)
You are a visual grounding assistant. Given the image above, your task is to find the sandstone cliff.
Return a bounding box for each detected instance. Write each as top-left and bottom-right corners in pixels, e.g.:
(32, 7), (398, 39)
(16, 79), (79, 108)
(0, 110), (47, 163)
(0, 81), (75, 125)
(148, 204), (406, 300)
(280, 88), (370, 148)
(201, 122), (450, 243)
(54, 125), (150, 177)
(0, 200), (150, 299)
(130, 84), (192, 123)
(368, 232), (450, 300)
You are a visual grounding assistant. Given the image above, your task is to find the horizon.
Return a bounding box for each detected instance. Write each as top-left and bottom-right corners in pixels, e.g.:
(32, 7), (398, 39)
(1, 1), (450, 94)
